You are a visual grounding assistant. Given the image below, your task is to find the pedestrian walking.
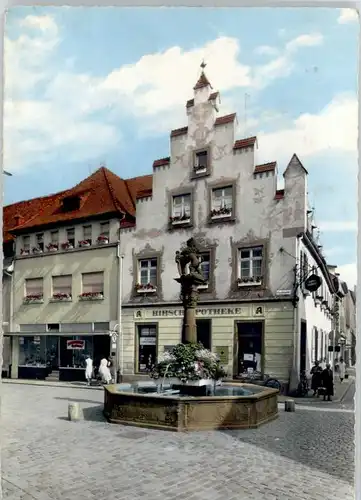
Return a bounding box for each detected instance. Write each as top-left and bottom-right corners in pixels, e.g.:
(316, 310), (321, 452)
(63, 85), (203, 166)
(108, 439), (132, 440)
(338, 357), (346, 383)
(321, 363), (334, 401)
(85, 355), (93, 385)
(310, 360), (323, 396)
(99, 357), (112, 384)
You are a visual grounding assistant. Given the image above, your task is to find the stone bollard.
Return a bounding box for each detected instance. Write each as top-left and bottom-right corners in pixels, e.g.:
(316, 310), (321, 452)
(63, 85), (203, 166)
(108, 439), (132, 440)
(284, 399), (295, 412)
(68, 402), (82, 421)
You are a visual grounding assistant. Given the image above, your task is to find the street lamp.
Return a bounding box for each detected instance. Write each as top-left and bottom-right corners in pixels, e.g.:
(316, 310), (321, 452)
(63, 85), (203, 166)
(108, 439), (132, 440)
(3, 170), (12, 176)
(109, 323), (123, 383)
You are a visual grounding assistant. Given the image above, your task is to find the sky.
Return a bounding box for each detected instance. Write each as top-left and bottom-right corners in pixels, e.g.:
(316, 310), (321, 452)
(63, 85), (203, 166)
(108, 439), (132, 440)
(4, 6), (359, 288)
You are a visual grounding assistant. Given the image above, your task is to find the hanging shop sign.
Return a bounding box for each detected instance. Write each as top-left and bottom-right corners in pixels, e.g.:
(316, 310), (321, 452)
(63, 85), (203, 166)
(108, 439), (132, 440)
(67, 340), (85, 350)
(304, 274), (322, 293)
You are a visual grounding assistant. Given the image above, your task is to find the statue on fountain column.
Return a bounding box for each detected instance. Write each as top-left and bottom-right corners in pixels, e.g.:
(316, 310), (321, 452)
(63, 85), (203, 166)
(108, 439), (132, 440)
(175, 238), (207, 344)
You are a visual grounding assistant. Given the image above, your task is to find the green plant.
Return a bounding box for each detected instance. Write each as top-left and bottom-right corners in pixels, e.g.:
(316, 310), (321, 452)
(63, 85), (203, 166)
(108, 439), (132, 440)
(150, 342), (227, 383)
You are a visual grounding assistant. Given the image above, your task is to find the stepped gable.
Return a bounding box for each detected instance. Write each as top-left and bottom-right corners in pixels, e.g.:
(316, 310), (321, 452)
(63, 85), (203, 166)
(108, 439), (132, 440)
(5, 167), (153, 235)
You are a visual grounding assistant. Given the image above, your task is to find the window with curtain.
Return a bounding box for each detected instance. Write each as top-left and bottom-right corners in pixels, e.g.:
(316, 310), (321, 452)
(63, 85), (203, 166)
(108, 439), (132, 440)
(22, 235), (30, 253)
(25, 278), (43, 298)
(52, 275), (72, 298)
(50, 230), (59, 243)
(211, 186), (233, 213)
(81, 272), (104, 295)
(83, 225), (92, 244)
(66, 228), (75, 247)
(100, 222), (110, 237)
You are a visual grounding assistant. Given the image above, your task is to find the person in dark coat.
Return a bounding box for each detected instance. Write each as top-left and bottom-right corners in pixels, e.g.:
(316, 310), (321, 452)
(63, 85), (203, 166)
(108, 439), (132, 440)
(310, 361), (323, 396)
(321, 363), (334, 401)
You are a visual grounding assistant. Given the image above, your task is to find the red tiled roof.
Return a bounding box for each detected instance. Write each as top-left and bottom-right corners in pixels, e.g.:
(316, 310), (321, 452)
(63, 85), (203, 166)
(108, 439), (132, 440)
(186, 91), (219, 108)
(170, 127), (188, 138)
(5, 167), (153, 236)
(233, 136), (257, 150)
(254, 162), (277, 174)
(275, 189), (285, 200)
(194, 71), (212, 90)
(215, 113), (236, 126)
(4, 191), (67, 242)
(153, 157), (170, 168)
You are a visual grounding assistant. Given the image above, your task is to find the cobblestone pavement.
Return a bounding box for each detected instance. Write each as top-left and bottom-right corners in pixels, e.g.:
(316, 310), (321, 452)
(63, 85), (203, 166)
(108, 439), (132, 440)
(1, 384), (354, 500)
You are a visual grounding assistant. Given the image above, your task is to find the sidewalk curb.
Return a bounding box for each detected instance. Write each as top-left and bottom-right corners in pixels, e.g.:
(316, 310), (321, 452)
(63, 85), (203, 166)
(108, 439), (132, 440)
(340, 380), (355, 403)
(1, 379), (104, 391)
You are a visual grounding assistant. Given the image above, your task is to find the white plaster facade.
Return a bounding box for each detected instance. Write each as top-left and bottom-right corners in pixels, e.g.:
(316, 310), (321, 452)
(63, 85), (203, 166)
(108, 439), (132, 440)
(295, 238), (334, 378)
(117, 74), (333, 389)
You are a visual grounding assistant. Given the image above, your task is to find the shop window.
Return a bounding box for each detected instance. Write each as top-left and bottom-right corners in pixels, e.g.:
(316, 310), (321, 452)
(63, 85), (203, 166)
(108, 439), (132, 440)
(59, 336), (94, 368)
(24, 278), (44, 301)
(238, 246), (263, 286)
(52, 275), (72, 300)
(19, 336), (46, 366)
(137, 325), (157, 373)
(236, 321), (263, 378)
(81, 272), (104, 299)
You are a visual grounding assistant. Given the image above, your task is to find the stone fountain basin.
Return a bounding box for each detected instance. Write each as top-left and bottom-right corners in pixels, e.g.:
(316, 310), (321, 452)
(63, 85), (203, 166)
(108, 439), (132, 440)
(103, 382), (279, 431)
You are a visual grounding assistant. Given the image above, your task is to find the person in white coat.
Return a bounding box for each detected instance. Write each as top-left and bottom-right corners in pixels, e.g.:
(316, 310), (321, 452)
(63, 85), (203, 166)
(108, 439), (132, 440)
(338, 357), (346, 383)
(99, 357), (112, 384)
(85, 355), (93, 385)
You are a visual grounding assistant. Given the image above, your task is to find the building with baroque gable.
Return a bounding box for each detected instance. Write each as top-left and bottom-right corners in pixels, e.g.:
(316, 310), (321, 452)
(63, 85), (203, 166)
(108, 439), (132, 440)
(117, 69), (341, 391)
(2, 68), (349, 391)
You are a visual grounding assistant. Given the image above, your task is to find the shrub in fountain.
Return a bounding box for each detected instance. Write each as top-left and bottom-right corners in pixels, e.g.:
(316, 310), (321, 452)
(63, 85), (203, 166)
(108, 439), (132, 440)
(150, 343), (227, 395)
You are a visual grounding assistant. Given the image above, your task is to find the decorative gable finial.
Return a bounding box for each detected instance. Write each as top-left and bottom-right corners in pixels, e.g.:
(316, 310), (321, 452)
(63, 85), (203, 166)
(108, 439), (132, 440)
(193, 60), (212, 90)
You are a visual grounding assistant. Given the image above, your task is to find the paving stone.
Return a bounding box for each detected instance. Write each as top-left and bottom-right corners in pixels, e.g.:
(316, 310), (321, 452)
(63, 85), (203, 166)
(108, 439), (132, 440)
(1, 384), (355, 500)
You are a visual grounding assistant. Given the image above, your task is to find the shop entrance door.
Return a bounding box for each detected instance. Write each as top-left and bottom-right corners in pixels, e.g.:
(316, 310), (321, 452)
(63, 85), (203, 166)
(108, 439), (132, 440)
(46, 336), (59, 371)
(235, 321), (263, 378)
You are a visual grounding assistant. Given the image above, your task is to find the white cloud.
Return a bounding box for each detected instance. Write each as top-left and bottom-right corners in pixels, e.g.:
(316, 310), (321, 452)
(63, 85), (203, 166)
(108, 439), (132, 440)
(254, 45), (279, 56)
(257, 94), (357, 163)
(319, 221), (357, 232)
(337, 262), (357, 290)
(286, 33), (323, 52)
(4, 14), (328, 171)
(252, 33), (323, 90)
(338, 8), (358, 24)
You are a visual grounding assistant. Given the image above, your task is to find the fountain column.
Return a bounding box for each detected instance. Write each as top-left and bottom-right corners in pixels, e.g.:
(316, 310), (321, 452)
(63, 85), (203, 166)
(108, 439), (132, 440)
(175, 238), (206, 345)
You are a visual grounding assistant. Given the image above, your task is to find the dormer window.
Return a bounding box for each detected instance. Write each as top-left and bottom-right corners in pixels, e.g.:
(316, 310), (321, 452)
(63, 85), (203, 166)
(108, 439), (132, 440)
(62, 195), (81, 212)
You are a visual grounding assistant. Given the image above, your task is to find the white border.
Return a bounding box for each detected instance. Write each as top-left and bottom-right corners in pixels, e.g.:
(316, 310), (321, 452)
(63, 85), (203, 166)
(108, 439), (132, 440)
(0, 1), (359, 499)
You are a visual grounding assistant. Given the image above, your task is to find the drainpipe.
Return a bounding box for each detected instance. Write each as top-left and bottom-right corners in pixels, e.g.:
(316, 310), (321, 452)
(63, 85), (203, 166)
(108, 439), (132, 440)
(116, 242), (124, 382)
(4, 266), (14, 377)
